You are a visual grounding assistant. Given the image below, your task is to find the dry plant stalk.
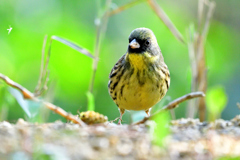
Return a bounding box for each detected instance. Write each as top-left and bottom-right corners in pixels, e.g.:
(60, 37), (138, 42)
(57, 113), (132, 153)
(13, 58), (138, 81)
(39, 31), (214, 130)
(34, 35), (50, 97)
(133, 92), (205, 125)
(187, 0), (215, 121)
(0, 73), (86, 126)
(147, 0), (185, 44)
(89, 0), (112, 93)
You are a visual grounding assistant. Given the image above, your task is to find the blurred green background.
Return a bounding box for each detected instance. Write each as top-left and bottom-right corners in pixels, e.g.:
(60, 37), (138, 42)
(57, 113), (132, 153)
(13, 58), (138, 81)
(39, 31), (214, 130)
(0, 0), (239, 123)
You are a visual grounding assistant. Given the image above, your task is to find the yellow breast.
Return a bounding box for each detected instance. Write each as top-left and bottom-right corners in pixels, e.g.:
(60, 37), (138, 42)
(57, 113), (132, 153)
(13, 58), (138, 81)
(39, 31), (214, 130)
(127, 53), (145, 70)
(115, 65), (166, 111)
(110, 52), (168, 112)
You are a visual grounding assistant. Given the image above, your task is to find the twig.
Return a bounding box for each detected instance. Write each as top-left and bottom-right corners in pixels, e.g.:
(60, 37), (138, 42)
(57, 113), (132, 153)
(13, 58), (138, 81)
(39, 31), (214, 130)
(0, 73), (86, 126)
(109, 117), (120, 123)
(147, 0), (185, 44)
(133, 92), (205, 125)
(108, 0), (145, 16)
(0, 73), (35, 99)
(162, 92), (205, 111)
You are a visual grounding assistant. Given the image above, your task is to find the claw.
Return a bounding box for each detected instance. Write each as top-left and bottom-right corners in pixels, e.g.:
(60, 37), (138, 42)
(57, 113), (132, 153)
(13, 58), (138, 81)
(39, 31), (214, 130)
(118, 118), (122, 125)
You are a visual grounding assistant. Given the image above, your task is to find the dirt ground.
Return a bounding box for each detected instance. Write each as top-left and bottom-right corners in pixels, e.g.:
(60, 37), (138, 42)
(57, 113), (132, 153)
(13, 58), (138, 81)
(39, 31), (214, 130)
(0, 116), (240, 160)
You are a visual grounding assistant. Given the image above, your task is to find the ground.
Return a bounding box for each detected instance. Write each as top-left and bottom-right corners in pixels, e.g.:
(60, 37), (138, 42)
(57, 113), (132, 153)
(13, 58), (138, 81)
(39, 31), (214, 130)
(0, 116), (240, 160)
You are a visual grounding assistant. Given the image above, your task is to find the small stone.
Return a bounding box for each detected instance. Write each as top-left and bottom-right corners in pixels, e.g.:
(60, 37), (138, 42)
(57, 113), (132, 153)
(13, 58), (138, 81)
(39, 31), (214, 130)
(96, 126), (106, 134)
(0, 121), (12, 128)
(215, 119), (228, 129)
(16, 118), (28, 126)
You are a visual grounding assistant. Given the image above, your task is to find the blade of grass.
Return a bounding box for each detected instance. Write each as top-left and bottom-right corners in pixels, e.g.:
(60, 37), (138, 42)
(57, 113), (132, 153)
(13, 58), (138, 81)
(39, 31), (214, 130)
(147, 0), (185, 44)
(51, 36), (94, 59)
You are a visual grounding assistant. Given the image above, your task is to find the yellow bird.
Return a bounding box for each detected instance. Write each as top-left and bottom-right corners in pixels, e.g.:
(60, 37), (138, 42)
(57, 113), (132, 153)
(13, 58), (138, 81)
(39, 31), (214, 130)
(108, 28), (170, 124)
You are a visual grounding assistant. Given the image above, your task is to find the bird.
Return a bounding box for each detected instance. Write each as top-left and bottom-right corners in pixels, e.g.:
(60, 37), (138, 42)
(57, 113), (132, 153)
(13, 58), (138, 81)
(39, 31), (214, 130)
(108, 27), (170, 124)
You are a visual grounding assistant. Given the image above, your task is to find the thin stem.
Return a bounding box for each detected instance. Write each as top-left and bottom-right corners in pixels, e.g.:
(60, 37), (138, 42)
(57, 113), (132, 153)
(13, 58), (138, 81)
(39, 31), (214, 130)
(187, 26), (198, 118)
(202, 1), (215, 39)
(88, 0), (112, 93)
(34, 35), (48, 94)
(147, 0), (185, 44)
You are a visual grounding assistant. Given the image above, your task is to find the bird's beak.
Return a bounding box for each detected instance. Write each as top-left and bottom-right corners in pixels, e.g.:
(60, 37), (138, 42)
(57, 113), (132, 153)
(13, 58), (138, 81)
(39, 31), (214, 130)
(129, 39), (140, 49)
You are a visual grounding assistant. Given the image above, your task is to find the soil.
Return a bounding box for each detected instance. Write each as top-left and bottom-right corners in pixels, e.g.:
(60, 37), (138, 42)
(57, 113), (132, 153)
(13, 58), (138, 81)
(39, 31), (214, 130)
(0, 116), (240, 160)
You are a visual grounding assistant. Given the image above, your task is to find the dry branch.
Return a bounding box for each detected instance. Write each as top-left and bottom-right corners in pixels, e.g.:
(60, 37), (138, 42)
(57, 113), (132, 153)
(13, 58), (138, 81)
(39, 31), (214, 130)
(133, 92), (205, 125)
(162, 92), (205, 111)
(0, 73), (86, 127)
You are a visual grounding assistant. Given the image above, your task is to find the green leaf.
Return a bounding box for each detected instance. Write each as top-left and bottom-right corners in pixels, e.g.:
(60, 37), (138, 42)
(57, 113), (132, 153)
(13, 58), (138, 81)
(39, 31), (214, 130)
(86, 91), (95, 111)
(218, 156), (240, 160)
(51, 36), (94, 59)
(206, 86), (228, 120)
(8, 87), (42, 119)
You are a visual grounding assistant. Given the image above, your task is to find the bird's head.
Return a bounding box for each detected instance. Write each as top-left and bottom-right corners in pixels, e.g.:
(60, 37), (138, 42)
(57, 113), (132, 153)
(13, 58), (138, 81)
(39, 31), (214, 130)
(128, 28), (161, 57)
(126, 28), (163, 68)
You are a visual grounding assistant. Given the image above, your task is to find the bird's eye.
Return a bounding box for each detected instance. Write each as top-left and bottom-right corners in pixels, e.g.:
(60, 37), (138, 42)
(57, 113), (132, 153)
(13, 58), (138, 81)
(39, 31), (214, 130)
(145, 40), (150, 46)
(129, 39), (131, 43)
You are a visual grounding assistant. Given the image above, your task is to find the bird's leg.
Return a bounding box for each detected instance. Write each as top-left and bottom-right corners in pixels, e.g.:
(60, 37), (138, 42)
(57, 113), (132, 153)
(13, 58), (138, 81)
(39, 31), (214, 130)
(118, 108), (125, 125)
(145, 108), (151, 117)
